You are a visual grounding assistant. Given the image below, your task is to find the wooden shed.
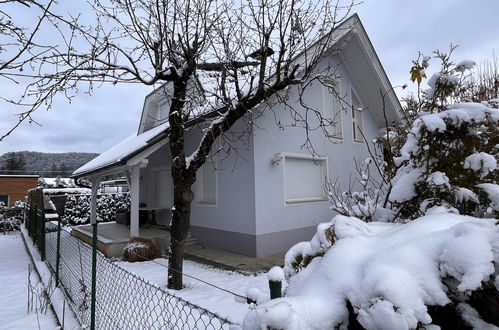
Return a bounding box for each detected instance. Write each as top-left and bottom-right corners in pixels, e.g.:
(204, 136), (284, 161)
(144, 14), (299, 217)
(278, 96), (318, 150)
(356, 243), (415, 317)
(0, 175), (39, 206)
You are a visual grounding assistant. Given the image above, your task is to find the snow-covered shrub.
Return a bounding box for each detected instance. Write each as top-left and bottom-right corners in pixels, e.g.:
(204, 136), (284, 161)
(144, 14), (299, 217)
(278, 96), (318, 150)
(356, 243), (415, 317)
(391, 102), (499, 219)
(327, 157), (396, 222)
(62, 193), (130, 225)
(329, 49), (499, 223)
(244, 214), (499, 329)
(0, 202), (25, 232)
(38, 177), (77, 189)
(122, 237), (162, 262)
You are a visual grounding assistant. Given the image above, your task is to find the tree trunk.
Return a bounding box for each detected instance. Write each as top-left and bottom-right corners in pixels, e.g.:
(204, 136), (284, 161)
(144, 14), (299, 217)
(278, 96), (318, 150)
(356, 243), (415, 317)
(167, 166), (195, 289)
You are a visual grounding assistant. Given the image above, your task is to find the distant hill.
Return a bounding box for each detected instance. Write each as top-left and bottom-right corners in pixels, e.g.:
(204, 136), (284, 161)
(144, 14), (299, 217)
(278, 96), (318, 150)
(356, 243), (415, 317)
(0, 151), (99, 176)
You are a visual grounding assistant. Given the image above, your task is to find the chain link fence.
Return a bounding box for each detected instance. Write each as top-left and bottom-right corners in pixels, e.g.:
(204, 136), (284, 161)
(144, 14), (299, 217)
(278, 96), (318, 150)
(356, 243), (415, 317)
(43, 220), (236, 329)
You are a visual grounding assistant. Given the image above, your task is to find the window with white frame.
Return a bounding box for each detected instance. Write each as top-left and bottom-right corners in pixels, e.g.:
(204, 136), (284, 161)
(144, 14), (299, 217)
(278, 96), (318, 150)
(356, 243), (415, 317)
(351, 90), (364, 143)
(196, 159), (217, 205)
(321, 79), (343, 139)
(284, 154), (328, 204)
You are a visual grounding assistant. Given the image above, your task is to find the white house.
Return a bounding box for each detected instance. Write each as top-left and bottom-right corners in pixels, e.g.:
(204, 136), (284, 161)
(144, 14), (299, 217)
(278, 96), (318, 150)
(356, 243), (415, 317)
(74, 14), (402, 258)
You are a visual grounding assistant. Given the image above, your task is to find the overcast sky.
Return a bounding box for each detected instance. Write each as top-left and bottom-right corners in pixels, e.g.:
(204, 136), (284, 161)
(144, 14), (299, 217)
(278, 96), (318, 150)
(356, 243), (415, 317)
(0, 0), (497, 155)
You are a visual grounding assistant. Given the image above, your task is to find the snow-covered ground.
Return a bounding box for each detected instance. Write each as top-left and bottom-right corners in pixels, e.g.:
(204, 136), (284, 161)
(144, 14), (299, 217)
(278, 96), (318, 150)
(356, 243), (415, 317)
(0, 233), (58, 329)
(244, 213), (499, 329)
(117, 258), (277, 325)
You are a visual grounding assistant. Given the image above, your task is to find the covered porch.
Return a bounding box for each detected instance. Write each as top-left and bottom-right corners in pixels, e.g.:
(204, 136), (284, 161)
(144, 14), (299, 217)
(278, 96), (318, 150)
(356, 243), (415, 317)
(71, 222), (170, 257)
(70, 222), (198, 258)
(72, 123), (175, 257)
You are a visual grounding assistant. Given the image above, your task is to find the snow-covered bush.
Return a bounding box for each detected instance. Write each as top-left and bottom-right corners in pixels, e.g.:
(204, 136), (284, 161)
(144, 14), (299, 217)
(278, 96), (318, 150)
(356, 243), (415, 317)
(0, 202), (25, 232)
(244, 214), (499, 329)
(327, 157), (395, 222)
(391, 102), (499, 219)
(62, 193), (130, 225)
(122, 237), (162, 262)
(38, 177), (77, 189)
(329, 49), (499, 223)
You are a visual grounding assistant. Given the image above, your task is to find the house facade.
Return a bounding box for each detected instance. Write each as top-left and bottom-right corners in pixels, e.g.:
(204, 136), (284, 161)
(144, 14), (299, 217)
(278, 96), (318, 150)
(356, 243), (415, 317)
(0, 175), (39, 207)
(74, 14), (402, 257)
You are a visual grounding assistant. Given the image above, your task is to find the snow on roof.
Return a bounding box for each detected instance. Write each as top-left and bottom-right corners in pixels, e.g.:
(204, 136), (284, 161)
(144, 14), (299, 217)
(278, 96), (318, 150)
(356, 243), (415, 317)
(73, 122), (169, 176)
(43, 188), (91, 195)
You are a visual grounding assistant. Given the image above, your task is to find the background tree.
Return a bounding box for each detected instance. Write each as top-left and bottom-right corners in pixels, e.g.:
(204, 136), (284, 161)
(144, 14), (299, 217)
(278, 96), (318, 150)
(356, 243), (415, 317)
(0, 152), (26, 174)
(22, 0), (358, 288)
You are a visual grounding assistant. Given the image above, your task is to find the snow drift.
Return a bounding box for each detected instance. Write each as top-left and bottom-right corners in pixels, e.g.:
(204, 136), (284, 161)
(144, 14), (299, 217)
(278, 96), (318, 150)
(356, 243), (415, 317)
(243, 214), (499, 329)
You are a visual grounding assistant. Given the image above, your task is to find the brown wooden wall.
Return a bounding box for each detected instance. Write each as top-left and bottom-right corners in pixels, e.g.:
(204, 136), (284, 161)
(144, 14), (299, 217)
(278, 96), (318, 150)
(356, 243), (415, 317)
(0, 177), (39, 207)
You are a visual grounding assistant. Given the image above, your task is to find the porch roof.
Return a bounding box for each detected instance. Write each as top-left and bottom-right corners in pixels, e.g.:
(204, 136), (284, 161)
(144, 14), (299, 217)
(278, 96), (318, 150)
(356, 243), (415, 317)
(73, 122), (169, 177)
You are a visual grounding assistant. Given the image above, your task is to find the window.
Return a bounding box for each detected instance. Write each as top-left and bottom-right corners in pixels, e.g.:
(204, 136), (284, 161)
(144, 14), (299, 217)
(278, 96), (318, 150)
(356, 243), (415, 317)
(157, 101), (169, 122)
(284, 154), (328, 204)
(0, 194), (9, 207)
(153, 168), (173, 209)
(321, 80), (342, 138)
(351, 90), (364, 143)
(196, 159), (217, 205)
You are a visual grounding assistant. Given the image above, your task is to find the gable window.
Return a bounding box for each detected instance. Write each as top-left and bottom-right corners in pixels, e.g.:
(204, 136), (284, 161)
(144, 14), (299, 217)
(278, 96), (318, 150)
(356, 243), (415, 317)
(321, 79), (342, 139)
(0, 194), (9, 207)
(284, 154), (328, 204)
(351, 90), (364, 143)
(157, 101), (169, 123)
(196, 159), (217, 205)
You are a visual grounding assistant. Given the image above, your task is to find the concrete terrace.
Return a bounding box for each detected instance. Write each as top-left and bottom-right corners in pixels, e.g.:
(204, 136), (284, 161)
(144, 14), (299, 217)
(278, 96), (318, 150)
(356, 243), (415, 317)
(71, 222), (285, 273)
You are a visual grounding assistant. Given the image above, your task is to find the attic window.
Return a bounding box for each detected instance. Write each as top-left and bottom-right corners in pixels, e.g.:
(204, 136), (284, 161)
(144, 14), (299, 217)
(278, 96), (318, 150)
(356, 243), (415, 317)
(157, 101), (169, 122)
(351, 90), (364, 143)
(321, 79), (343, 139)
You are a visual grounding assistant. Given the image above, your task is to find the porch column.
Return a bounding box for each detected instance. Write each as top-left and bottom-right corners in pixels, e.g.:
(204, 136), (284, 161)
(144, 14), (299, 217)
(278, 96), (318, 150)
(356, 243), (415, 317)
(130, 166), (140, 238)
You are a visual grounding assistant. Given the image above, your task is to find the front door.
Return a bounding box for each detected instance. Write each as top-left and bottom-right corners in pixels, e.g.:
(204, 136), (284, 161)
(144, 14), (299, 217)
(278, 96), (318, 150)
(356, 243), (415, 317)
(154, 168), (172, 209)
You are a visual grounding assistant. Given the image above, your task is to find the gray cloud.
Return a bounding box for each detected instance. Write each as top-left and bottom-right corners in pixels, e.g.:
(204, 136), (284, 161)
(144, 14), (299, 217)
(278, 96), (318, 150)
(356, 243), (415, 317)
(1, 0), (498, 155)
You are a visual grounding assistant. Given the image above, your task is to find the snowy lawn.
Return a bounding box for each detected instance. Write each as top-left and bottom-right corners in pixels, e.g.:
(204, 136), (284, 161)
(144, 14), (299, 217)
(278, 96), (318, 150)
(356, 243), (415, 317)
(0, 233), (58, 329)
(117, 257), (277, 325)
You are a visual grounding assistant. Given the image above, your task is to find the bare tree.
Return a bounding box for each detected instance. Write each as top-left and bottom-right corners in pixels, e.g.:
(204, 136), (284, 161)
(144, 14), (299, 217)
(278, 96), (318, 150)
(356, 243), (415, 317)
(20, 0), (356, 289)
(0, 0), (57, 140)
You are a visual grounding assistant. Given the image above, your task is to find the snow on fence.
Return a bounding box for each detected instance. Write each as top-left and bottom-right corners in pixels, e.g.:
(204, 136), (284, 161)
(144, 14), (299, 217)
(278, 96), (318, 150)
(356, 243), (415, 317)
(43, 222), (235, 329)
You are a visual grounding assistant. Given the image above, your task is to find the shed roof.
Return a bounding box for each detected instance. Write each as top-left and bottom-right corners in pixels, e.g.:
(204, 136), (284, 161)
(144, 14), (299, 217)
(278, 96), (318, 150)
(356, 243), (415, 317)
(73, 122), (169, 177)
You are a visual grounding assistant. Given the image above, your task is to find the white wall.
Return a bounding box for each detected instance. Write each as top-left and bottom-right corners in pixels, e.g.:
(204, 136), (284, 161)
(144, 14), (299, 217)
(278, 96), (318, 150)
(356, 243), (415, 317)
(188, 120), (256, 235)
(252, 54), (381, 249)
(139, 53), (385, 257)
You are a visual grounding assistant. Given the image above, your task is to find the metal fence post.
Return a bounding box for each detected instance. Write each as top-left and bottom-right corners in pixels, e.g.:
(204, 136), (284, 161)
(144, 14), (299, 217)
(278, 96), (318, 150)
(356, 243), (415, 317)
(268, 266), (284, 300)
(91, 222), (97, 329)
(28, 204), (34, 237)
(90, 179), (99, 330)
(269, 280), (282, 299)
(39, 209), (46, 261)
(55, 215), (61, 287)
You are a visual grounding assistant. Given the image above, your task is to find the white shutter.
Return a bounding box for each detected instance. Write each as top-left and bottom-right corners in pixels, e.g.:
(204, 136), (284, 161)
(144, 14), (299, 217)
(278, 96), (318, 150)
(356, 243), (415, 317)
(284, 156), (327, 203)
